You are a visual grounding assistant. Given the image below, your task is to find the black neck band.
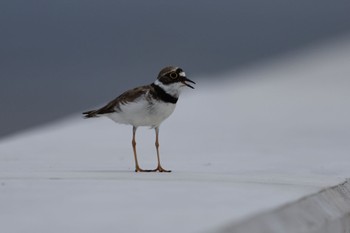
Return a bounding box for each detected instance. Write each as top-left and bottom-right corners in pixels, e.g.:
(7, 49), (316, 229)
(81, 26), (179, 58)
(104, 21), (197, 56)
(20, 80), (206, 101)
(151, 83), (178, 104)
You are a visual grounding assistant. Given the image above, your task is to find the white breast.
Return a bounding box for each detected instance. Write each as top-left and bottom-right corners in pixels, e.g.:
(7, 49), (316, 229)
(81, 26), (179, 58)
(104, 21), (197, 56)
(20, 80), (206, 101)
(106, 97), (176, 128)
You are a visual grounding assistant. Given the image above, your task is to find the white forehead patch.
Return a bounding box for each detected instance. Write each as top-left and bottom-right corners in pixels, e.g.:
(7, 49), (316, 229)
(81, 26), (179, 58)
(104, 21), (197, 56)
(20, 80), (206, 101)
(179, 71), (186, 77)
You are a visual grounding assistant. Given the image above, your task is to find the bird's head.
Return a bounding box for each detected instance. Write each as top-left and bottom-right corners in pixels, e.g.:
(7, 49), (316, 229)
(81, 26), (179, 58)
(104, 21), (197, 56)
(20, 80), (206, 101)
(154, 66), (195, 97)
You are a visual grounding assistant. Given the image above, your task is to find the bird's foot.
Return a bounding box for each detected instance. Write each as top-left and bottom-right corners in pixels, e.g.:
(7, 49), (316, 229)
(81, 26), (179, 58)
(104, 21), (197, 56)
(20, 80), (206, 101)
(135, 167), (154, 172)
(135, 166), (171, 173)
(152, 166), (171, 173)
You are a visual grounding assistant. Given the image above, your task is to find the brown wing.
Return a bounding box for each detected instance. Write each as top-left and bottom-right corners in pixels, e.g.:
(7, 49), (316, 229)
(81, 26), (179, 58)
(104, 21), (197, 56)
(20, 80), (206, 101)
(82, 85), (151, 118)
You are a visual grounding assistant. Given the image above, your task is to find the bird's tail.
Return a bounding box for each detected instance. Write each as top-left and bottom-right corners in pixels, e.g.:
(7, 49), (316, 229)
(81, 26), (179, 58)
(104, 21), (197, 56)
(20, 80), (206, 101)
(82, 110), (100, 118)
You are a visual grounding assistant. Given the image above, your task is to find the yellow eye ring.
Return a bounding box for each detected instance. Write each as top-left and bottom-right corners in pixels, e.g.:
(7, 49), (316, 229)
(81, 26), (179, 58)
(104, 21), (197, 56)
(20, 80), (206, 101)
(169, 72), (178, 79)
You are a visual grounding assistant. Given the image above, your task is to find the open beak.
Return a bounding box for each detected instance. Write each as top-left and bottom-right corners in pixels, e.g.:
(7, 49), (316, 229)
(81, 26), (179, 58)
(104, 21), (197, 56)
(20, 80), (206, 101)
(181, 77), (196, 89)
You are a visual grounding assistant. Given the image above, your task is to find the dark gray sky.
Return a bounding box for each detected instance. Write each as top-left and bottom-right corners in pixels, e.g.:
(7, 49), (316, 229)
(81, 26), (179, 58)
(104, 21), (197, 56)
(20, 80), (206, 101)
(1, 0), (350, 138)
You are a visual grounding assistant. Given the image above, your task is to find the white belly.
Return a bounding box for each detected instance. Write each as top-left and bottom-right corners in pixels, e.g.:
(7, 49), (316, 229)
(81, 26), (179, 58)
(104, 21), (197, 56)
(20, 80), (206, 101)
(106, 99), (176, 128)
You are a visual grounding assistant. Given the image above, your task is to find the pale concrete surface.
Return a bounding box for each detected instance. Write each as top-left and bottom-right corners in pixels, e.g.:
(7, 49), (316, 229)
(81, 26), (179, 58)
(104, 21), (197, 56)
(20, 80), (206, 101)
(1, 37), (350, 233)
(215, 180), (350, 233)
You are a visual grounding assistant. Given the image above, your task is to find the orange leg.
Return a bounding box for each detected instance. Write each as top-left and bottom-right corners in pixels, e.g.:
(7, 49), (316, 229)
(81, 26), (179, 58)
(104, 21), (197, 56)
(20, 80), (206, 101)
(153, 127), (171, 172)
(132, 126), (152, 172)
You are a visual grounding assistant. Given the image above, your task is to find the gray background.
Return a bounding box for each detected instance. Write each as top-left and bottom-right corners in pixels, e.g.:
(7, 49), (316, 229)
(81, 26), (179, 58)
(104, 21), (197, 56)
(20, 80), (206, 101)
(1, 0), (350, 138)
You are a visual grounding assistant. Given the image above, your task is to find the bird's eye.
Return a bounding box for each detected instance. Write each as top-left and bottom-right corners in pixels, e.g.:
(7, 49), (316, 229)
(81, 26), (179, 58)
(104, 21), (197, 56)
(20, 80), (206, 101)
(169, 72), (178, 79)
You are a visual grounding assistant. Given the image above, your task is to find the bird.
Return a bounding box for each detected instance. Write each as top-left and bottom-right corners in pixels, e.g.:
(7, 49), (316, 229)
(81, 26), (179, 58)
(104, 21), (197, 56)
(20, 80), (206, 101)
(82, 66), (195, 172)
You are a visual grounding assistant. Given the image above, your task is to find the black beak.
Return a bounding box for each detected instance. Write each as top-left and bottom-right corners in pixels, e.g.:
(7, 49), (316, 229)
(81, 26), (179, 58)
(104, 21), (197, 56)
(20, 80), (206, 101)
(181, 77), (196, 89)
